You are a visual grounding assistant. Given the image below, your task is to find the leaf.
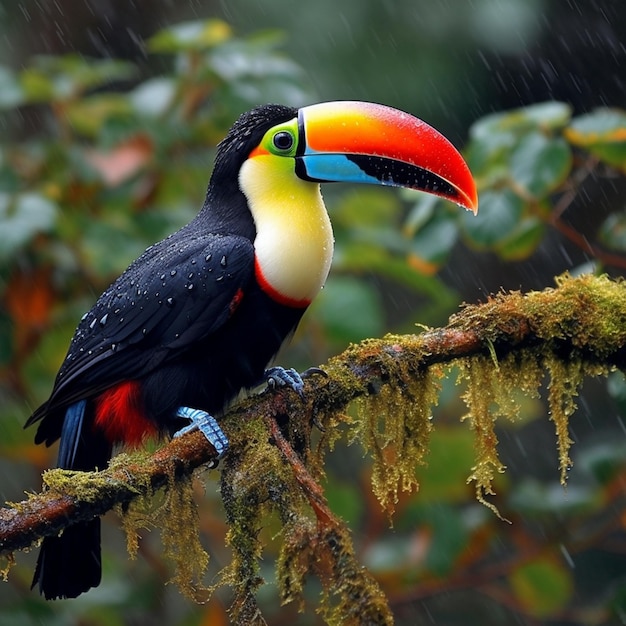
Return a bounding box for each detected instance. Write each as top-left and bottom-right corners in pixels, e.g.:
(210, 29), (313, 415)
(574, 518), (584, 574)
(409, 211), (459, 269)
(21, 55), (136, 102)
(312, 276), (384, 344)
(460, 189), (524, 250)
(65, 94), (133, 136)
(414, 427), (479, 503)
(0, 192), (58, 260)
(337, 242), (458, 313)
(509, 479), (600, 516)
(129, 77), (177, 117)
(421, 505), (469, 576)
(324, 480), (365, 526)
(577, 440), (626, 485)
(510, 132), (572, 197)
(599, 212), (626, 252)
(5, 266), (56, 359)
(84, 135), (154, 186)
(0, 65), (25, 110)
(565, 108), (626, 171)
(333, 188), (402, 229)
(495, 216), (545, 261)
(148, 19), (233, 53)
(509, 555), (574, 618)
(470, 101), (572, 140)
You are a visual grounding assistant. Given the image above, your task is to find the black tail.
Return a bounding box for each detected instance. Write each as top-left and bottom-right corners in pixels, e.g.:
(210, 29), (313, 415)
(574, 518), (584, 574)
(31, 400), (111, 599)
(32, 519), (102, 600)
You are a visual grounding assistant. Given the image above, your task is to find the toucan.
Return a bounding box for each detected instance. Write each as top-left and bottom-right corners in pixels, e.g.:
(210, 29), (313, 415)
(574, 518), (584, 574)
(25, 100), (478, 600)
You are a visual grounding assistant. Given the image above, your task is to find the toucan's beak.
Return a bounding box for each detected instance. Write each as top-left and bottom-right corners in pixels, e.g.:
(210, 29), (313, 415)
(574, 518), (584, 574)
(296, 101), (478, 213)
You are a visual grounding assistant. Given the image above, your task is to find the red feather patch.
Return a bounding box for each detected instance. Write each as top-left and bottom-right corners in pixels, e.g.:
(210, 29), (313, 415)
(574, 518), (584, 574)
(94, 381), (157, 447)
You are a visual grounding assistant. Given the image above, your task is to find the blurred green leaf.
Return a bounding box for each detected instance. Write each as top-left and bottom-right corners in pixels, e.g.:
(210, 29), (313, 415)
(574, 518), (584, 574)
(21, 55), (136, 103)
(577, 440), (626, 485)
(566, 108), (626, 171)
(465, 129), (516, 180)
(129, 78), (177, 117)
(337, 242), (458, 315)
(598, 211), (626, 252)
(409, 211), (459, 267)
(325, 480), (365, 526)
(422, 505), (469, 576)
(414, 426), (477, 503)
(607, 371), (626, 414)
(148, 19), (233, 53)
(470, 101), (572, 140)
(333, 188), (401, 229)
(510, 132), (572, 197)
(0, 65), (25, 110)
(509, 556), (574, 618)
(312, 275), (384, 344)
(403, 191), (438, 235)
(0, 192), (58, 260)
(66, 95), (133, 137)
(509, 480), (600, 516)
(495, 215), (545, 260)
(460, 189), (524, 250)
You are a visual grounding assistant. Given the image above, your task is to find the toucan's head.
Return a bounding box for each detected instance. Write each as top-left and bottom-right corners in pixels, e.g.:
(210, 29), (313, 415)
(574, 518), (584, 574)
(214, 101), (477, 214)
(209, 102), (477, 306)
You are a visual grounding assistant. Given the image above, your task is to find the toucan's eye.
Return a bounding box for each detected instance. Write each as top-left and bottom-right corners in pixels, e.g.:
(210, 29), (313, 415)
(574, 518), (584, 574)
(272, 131), (294, 152)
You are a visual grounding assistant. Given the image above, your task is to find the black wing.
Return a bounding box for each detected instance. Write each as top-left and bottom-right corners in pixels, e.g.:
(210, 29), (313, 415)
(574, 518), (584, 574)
(26, 232), (254, 425)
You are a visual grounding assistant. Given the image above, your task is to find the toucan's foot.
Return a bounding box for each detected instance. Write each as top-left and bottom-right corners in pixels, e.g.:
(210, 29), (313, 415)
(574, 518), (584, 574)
(174, 406), (229, 458)
(265, 367), (305, 397)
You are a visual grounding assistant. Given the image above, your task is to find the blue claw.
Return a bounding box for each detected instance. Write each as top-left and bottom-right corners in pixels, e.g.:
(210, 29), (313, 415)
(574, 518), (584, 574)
(265, 366), (305, 397)
(174, 406), (229, 458)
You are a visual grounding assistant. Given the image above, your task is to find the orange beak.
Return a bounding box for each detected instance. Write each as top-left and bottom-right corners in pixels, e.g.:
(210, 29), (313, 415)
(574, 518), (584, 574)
(296, 101), (478, 213)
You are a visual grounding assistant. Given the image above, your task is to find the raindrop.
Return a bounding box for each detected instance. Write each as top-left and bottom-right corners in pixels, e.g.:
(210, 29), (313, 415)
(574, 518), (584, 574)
(187, 284), (194, 291)
(89, 318), (97, 329)
(170, 270), (177, 276)
(81, 312), (89, 322)
(188, 272), (194, 279)
(216, 275), (224, 282)
(191, 259), (197, 265)
(205, 253), (212, 262)
(160, 274), (166, 280)
(114, 308), (121, 314)
(166, 297), (175, 307)
(99, 314), (108, 326)
(220, 256), (227, 267)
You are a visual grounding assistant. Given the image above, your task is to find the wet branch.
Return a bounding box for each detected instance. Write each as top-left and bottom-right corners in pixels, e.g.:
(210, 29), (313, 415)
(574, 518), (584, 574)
(1, 273), (624, 556)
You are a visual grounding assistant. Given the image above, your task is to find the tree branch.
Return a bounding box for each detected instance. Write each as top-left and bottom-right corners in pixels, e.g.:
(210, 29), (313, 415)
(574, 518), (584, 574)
(2, 273), (624, 557)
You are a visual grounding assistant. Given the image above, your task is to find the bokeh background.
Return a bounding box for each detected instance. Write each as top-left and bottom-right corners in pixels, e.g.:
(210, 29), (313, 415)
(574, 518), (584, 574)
(1, 1), (625, 624)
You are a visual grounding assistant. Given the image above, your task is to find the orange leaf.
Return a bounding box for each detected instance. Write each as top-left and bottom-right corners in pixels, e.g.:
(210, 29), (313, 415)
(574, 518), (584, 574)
(5, 266), (56, 358)
(85, 134), (154, 186)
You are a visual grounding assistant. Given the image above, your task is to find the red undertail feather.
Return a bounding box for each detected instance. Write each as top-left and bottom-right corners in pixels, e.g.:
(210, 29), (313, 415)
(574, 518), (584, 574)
(94, 381), (157, 446)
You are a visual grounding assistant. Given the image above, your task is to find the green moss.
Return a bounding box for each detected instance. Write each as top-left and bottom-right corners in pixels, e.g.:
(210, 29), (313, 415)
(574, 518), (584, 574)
(353, 366), (440, 515)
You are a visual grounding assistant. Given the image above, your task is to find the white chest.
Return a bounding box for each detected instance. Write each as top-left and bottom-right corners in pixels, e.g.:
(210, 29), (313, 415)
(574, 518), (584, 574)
(239, 157), (334, 306)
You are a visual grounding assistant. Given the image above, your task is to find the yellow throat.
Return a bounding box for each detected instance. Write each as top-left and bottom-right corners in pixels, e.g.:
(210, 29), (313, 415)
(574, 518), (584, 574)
(238, 155), (334, 307)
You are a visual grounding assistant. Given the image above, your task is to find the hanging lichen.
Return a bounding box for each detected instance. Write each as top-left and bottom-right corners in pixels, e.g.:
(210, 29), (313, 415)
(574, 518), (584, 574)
(352, 363), (441, 515)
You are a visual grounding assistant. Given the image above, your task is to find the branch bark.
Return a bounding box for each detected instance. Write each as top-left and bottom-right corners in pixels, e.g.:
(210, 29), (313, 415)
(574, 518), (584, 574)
(1, 273), (624, 556)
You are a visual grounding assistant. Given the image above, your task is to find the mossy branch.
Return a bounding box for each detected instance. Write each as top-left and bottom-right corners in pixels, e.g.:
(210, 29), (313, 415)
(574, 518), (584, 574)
(1, 273), (625, 622)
